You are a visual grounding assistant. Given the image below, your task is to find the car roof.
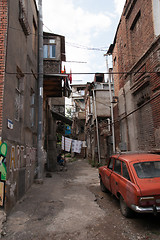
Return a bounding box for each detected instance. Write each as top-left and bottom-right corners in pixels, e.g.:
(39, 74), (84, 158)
(111, 153), (160, 163)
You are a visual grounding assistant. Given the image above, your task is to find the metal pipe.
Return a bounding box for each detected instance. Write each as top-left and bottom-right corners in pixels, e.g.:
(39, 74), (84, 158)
(37, 0), (43, 179)
(105, 55), (116, 153)
(93, 89), (101, 163)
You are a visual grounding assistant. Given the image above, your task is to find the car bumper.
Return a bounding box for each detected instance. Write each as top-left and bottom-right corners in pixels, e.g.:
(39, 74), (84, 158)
(131, 204), (160, 214)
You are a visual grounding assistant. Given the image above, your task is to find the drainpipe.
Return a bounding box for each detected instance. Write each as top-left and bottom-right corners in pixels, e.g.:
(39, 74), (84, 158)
(93, 89), (101, 164)
(105, 55), (116, 153)
(123, 88), (130, 151)
(37, 0), (43, 179)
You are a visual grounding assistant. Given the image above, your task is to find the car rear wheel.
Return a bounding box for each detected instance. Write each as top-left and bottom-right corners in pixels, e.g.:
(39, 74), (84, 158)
(120, 196), (133, 218)
(100, 177), (107, 192)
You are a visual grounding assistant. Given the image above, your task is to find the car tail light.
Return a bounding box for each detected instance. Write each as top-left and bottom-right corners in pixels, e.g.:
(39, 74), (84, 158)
(139, 197), (155, 206)
(156, 198), (160, 204)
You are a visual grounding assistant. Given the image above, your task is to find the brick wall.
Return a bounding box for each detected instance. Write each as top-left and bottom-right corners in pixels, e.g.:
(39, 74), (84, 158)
(43, 60), (61, 74)
(113, 0), (155, 91)
(131, 38), (160, 151)
(0, 0), (8, 133)
(112, 0), (160, 152)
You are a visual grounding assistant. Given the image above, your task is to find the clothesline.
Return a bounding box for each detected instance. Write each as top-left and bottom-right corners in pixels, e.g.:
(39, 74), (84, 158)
(61, 136), (86, 153)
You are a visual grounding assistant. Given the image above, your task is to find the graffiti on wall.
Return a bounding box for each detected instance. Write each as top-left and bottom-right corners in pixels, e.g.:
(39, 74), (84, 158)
(9, 146), (36, 171)
(0, 140), (7, 207)
(0, 140), (36, 208)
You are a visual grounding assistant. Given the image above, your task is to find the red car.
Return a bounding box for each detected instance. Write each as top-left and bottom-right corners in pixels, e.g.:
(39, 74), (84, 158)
(99, 153), (160, 217)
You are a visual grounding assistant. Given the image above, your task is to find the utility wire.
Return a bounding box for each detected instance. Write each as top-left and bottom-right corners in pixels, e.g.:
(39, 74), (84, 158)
(5, 71), (160, 75)
(65, 61), (87, 63)
(8, 26), (38, 36)
(43, 24), (109, 52)
(66, 42), (108, 52)
(9, 24), (147, 57)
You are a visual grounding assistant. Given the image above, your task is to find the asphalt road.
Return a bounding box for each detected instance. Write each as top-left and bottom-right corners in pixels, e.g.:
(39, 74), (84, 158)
(2, 159), (160, 240)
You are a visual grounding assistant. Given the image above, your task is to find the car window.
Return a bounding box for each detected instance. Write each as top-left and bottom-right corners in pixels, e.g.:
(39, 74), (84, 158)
(122, 162), (130, 181)
(108, 158), (114, 170)
(114, 159), (121, 175)
(133, 161), (160, 179)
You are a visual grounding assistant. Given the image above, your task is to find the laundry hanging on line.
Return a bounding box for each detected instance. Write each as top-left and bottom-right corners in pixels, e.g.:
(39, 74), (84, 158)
(61, 136), (85, 153)
(72, 139), (82, 153)
(62, 136), (72, 152)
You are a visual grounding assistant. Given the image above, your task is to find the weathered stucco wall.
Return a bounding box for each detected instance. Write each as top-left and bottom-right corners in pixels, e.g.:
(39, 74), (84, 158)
(2, 0), (38, 213)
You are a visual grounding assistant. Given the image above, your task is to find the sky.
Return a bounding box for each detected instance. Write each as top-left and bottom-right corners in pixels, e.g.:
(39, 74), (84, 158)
(42, 0), (126, 84)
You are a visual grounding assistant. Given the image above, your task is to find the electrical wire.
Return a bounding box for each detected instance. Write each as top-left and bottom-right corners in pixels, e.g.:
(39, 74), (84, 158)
(43, 24), (109, 52)
(5, 25), (160, 75)
(65, 61), (87, 63)
(8, 24), (151, 58)
(8, 26), (38, 37)
(66, 42), (108, 52)
(5, 71), (160, 75)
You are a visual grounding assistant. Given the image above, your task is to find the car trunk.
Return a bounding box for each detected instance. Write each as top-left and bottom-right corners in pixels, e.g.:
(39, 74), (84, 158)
(136, 178), (160, 196)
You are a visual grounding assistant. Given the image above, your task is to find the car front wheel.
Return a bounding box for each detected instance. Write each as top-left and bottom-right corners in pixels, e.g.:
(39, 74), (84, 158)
(120, 196), (133, 218)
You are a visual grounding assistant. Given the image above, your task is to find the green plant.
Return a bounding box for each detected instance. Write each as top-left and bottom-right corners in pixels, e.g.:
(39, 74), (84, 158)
(65, 153), (71, 157)
(89, 160), (103, 168)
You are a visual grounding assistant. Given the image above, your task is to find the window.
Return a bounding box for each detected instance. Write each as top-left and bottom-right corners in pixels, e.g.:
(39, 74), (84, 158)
(130, 10), (141, 31)
(19, 0), (31, 36)
(113, 56), (117, 66)
(15, 67), (24, 121)
(114, 159), (122, 175)
(43, 39), (56, 59)
(32, 17), (37, 54)
(134, 161), (160, 179)
(81, 126), (84, 133)
(157, 49), (160, 61)
(15, 78), (21, 121)
(30, 90), (35, 127)
(15, 92), (20, 121)
(122, 162), (130, 180)
(108, 158), (114, 170)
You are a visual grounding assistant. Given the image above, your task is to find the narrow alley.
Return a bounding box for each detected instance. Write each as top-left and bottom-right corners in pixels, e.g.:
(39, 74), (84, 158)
(1, 159), (160, 240)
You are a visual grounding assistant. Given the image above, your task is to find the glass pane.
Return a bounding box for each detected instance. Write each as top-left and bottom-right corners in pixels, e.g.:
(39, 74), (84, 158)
(43, 45), (48, 58)
(108, 158), (114, 170)
(30, 93), (35, 127)
(122, 162), (130, 180)
(134, 161), (160, 178)
(114, 160), (121, 175)
(30, 107), (34, 127)
(49, 45), (56, 58)
(49, 39), (56, 44)
(31, 93), (35, 105)
(15, 92), (20, 121)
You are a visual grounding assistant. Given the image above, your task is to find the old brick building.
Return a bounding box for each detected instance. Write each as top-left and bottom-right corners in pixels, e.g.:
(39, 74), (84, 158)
(0, 0), (39, 212)
(0, 1), (70, 213)
(108, 0), (160, 153)
(43, 32), (72, 171)
(0, 0), (7, 132)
